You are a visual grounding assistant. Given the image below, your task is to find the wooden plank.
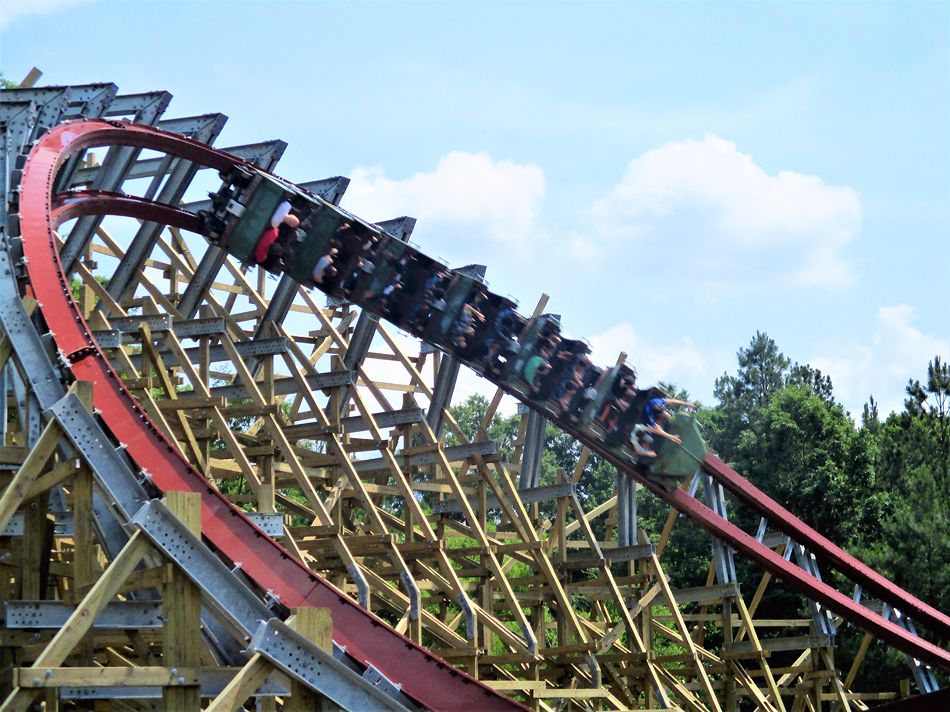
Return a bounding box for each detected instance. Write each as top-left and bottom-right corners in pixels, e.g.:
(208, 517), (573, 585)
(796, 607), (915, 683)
(284, 608), (333, 711)
(71, 463), (95, 666)
(0, 420), (61, 533)
(15, 667), (199, 687)
(534, 688), (609, 699)
(162, 492), (202, 710)
(205, 654), (274, 712)
(140, 322), (207, 471)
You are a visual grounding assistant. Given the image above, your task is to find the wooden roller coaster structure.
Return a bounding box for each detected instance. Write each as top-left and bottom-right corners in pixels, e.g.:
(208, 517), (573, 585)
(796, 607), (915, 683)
(0, 79), (945, 711)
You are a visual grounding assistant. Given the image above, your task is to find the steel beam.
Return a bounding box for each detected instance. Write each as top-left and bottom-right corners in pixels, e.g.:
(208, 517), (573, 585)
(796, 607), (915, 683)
(58, 90), (171, 271)
(59, 670), (288, 700)
(247, 618), (415, 712)
(71, 139), (286, 185)
(104, 113), (227, 306)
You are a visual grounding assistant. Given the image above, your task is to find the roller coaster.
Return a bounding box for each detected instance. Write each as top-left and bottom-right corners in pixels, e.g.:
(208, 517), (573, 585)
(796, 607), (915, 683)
(0, 80), (946, 711)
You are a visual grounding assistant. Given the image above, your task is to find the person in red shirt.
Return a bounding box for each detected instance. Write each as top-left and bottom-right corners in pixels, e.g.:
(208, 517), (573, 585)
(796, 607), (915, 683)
(254, 201), (299, 267)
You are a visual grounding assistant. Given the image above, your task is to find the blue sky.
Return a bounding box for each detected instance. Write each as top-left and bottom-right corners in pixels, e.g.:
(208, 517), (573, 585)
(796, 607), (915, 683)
(2, 1), (948, 417)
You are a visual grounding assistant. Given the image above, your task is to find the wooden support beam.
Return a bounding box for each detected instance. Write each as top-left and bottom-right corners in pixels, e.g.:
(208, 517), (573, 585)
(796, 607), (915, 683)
(14, 667), (199, 687)
(284, 608), (334, 711)
(206, 655), (274, 712)
(0, 532), (151, 712)
(162, 491), (203, 710)
(0, 419), (61, 533)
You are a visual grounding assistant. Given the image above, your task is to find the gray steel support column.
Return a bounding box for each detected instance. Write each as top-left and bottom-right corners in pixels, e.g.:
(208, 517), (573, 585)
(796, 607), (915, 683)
(0, 101), (38, 207)
(75, 140), (288, 187)
(0, 100), (40, 154)
(425, 263), (485, 439)
(2, 84), (117, 139)
(0, 364), (7, 448)
(177, 245), (228, 320)
(791, 543), (837, 638)
(616, 472), (630, 547)
(53, 85), (121, 192)
(616, 473), (637, 548)
(426, 355), (461, 438)
(701, 472), (738, 585)
(518, 409), (546, 491)
(104, 113), (227, 308)
(59, 84), (118, 121)
(248, 618), (414, 712)
(887, 610), (941, 693)
(628, 476), (638, 545)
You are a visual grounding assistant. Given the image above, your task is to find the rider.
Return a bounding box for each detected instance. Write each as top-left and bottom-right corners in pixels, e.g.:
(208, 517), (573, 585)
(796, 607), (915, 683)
(642, 396), (697, 445)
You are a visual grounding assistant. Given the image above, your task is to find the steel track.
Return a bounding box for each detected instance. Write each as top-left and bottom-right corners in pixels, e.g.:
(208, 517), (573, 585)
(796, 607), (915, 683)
(18, 119), (950, 692)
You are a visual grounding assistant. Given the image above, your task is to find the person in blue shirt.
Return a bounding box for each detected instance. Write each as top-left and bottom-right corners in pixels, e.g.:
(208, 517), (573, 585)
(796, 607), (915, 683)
(642, 397), (696, 445)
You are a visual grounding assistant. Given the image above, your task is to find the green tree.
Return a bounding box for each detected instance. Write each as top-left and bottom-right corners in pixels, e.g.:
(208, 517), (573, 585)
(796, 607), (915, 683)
(735, 385), (872, 545)
(708, 331), (790, 462)
(904, 355), (950, 484)
(787, 362), (835, 405)
(863, 356), (950, 616)
(447, 393), (520, 455)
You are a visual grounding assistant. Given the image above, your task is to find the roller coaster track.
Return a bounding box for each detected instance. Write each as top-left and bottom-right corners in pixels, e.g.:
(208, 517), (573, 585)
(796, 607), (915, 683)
(18, 119), (527, 712)
(9, 112), (949, 705)
(702, 453), (950, 643)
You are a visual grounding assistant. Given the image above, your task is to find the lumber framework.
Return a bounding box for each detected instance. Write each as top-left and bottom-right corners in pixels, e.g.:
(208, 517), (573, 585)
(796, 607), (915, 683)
(0, 78), (942, 710)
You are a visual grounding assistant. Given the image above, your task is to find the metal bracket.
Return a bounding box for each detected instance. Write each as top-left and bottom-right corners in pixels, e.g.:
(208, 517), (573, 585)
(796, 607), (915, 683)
(248, 618), (414, 712)
(129, 499), (273, 638)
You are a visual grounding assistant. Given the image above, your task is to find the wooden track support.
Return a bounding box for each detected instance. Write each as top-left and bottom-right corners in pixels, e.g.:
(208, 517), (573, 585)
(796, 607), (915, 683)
(0, 84), (937, 709)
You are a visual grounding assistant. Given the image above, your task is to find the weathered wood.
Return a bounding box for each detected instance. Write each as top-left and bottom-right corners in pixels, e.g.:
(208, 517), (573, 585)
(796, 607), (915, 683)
(161, 491), (202, 710)
(285, 608), (334, 711)
(0, 420), (61, 534)
(0, 532), (151, 712)
(14, 667), (199, 687)
(205, 655), (273, 712)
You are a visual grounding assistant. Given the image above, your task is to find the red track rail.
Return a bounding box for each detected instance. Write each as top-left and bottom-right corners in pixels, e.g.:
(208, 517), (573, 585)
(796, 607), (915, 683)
(703, 453), (950, 642)
(19, 119), (528, 712)
(18, 119), (950, 682)
(563, 430), (950, 672)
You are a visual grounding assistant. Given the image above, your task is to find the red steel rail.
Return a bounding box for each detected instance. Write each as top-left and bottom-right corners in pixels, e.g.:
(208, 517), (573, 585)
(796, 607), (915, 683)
(703, 452), (950, 641)
(19, 119), (529, 712)
(563, 430), (950, 673)
(17, 119), (950, 684)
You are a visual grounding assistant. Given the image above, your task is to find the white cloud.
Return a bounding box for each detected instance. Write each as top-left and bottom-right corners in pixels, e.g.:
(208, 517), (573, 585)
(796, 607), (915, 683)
(341, 151), (546, 262)
(0, 0), (93, 29)
(587, 322), (726, 403)
(811, 305), (949, 417)
(586, 134), (862, 289)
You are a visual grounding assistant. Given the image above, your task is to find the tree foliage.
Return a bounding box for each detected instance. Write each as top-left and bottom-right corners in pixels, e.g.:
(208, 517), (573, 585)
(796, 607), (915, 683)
(447, 335), (948, 689)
